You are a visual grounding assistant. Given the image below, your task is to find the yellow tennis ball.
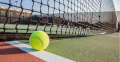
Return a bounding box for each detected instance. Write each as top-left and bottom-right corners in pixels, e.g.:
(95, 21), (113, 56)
(29, 31), (49, 51)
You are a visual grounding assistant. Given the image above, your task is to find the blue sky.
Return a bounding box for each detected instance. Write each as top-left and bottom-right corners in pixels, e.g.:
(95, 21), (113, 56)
(113, 0), (120, 11)
(0, 0), (120, 14)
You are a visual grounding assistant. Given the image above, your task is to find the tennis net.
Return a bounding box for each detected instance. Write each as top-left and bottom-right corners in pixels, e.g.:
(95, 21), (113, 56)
(0, 0), (118, 40)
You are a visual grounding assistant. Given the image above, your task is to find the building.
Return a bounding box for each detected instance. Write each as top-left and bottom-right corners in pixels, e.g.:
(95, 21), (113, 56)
(0, 6), (31, 24)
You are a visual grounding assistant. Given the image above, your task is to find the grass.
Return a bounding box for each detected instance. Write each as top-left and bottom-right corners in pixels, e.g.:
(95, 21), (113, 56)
(19, 32), (119, 62)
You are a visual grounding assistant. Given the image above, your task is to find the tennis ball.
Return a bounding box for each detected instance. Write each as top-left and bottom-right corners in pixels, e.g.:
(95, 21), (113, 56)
(29, 31), (49, 51)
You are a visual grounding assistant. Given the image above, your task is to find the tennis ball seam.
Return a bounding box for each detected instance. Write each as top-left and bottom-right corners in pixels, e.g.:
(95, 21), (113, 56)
(30, 36), (43, 50)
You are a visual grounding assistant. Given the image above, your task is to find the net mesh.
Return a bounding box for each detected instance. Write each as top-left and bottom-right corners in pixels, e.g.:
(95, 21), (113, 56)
(0, 0), (117, 40)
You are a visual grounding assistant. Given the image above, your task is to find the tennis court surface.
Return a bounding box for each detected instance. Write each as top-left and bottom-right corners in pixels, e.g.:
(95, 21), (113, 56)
(0, 0), (119, 62)
(0, 32), (119, 62)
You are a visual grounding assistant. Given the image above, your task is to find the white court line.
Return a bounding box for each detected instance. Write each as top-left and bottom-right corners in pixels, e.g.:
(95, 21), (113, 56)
(6, 41), (75, 62)
(105, 35), (120, 37)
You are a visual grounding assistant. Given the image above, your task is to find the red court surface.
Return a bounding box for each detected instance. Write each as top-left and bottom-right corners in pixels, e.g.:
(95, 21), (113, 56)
(0, 41), (46, 62)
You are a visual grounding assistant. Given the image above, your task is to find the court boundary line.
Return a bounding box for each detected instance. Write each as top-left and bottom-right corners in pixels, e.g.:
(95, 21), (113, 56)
(6, 41), (75, 62)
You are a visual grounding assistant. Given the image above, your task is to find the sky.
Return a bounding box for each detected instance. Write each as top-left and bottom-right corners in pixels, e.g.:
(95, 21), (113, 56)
(113, 0), (120, 11)
(0, 0), (120, 14)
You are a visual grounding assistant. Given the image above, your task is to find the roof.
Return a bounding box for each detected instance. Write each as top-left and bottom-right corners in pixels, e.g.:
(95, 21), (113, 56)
(0, 6), (31, 13)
